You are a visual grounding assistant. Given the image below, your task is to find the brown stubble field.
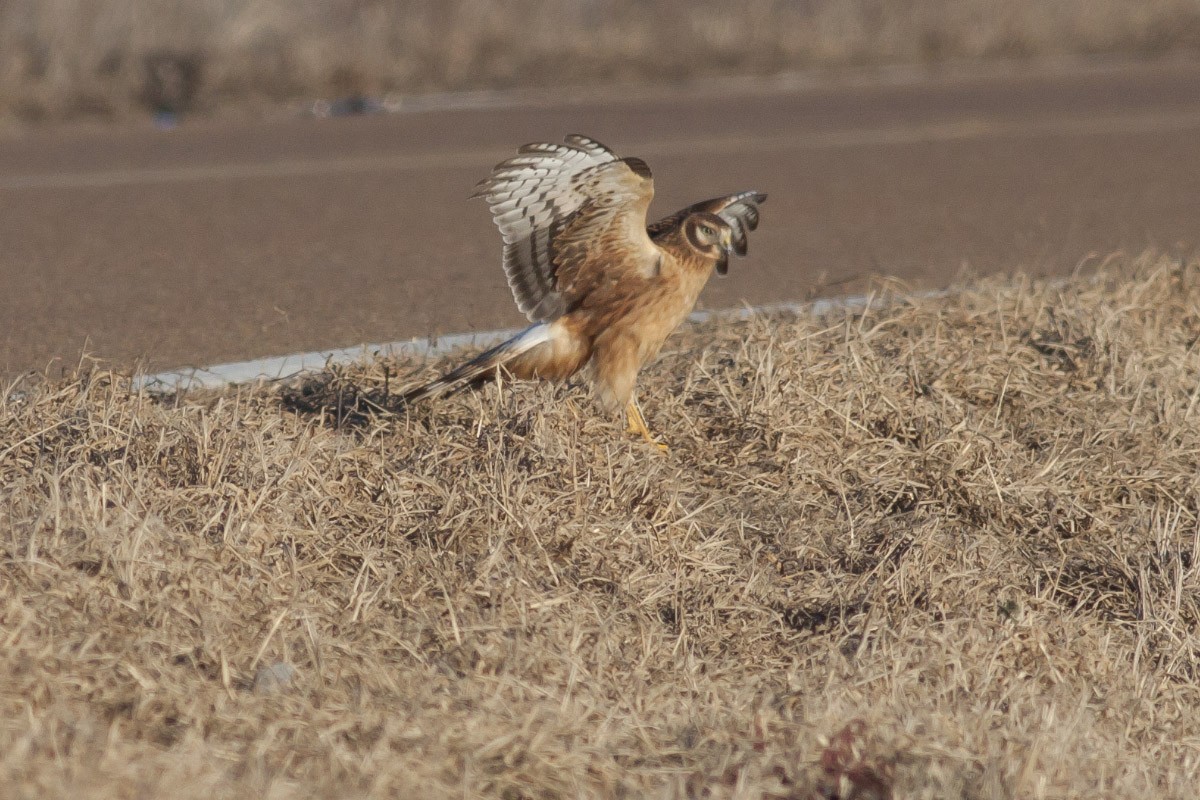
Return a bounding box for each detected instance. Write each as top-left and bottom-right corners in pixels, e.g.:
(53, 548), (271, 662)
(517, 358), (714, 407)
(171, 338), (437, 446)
(3, 252), (1200, 798)
(3, 0), (1200, 121)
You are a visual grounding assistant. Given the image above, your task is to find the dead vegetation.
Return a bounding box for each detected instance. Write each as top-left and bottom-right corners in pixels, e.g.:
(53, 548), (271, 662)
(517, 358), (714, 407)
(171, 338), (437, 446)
(3, 0), (1200, 121)
(3, 252), (1200, 798)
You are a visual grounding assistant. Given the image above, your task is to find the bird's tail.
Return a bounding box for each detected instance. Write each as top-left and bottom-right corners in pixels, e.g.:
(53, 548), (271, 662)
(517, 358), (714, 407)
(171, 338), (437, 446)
(400, 323), (555, 405)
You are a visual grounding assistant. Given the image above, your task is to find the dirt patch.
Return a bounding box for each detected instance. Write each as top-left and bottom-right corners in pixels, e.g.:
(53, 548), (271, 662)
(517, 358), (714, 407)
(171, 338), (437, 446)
(2, 252), (1199, 797)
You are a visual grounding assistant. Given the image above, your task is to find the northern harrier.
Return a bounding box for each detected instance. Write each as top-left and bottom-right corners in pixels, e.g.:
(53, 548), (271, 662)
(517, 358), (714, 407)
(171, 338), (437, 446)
(403, 134), (767, 449)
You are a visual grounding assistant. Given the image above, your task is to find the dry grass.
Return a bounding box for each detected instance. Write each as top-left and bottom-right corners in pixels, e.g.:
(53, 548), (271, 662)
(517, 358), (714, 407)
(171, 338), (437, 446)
(4, 252), (1200, 798)
(4, 1), (1200, 121)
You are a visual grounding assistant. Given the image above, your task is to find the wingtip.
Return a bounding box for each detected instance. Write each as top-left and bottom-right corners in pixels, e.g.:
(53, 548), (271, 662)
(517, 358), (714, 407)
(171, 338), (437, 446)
(468, 176), (492, 200)
(621, 156), (653, 180)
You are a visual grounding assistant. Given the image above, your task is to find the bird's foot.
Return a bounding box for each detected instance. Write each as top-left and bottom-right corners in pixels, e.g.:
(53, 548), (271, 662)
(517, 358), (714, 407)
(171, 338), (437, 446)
(643, 434), (670, 453)
(624, 400), (669, 452)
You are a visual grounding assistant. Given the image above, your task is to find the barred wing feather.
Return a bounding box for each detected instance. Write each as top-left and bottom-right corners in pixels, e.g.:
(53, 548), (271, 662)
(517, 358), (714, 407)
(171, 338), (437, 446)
(474, 134), (659, 322)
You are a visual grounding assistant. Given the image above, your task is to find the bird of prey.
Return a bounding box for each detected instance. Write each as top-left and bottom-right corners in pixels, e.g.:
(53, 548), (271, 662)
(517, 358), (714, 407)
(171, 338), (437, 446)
(402, 134), (766, 449)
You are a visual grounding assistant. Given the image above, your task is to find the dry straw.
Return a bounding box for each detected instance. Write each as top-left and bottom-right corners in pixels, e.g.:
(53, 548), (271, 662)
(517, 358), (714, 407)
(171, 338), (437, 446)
(2, 252), (1199, 797)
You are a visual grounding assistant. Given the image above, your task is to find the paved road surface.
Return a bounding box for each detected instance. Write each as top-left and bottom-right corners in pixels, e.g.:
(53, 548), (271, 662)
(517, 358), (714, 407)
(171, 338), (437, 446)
(3, 60), (1200, 376)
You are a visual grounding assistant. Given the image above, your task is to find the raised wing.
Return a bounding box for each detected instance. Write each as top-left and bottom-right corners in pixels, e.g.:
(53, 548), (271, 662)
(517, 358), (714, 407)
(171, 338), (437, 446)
(475, 134), (659, 322)
(648, 191), (767, 273)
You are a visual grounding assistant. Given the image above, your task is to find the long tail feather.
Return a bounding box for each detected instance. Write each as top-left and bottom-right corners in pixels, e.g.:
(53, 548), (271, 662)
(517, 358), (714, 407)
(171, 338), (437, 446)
(400, 324), (553, 405)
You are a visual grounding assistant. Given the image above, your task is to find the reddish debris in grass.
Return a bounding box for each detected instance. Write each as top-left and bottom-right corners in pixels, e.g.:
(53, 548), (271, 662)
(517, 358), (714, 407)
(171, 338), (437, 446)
(813, 720), (894, 800)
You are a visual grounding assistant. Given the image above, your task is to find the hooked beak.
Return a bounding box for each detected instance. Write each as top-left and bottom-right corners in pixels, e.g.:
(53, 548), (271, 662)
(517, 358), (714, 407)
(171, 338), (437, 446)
(716, 227), (733, 276)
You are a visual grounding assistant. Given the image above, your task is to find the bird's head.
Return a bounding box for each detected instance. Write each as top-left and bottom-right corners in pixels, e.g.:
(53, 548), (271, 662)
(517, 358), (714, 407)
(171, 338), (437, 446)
(683, 212), (735, 275)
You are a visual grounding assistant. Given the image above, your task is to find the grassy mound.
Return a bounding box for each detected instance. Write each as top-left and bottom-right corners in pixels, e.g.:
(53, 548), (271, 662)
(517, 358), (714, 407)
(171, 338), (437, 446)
(2, 253), (1198, 798)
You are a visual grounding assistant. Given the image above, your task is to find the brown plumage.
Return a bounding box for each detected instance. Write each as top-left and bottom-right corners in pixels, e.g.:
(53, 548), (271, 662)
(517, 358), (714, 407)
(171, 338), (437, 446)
(402, 134), (766, 448)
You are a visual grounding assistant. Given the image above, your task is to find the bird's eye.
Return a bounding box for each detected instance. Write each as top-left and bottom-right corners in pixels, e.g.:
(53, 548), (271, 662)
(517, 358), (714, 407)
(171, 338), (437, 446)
(701, 225), (714, 236)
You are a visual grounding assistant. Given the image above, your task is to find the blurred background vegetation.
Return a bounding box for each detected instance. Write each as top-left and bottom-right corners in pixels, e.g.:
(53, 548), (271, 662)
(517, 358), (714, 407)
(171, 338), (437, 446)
(3, 0), (1200, 122)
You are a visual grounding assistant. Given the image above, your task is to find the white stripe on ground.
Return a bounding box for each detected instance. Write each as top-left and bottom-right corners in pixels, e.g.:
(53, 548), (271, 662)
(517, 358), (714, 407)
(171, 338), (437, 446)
(6, 107), (1200, 191)
(134, 293), (893, 393)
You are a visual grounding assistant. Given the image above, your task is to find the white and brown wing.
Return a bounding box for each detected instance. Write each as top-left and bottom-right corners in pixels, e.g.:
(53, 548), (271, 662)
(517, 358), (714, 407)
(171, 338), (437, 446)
(474, 134), (660, 322)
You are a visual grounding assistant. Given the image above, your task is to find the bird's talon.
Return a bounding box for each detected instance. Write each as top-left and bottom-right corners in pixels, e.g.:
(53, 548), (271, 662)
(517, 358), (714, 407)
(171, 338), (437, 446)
(624, 398), (668, 451)
(623, 427), (669, 451)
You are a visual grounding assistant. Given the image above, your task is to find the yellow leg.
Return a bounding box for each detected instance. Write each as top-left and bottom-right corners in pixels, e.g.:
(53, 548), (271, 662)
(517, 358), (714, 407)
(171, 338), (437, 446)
(624, 398), (668, 452)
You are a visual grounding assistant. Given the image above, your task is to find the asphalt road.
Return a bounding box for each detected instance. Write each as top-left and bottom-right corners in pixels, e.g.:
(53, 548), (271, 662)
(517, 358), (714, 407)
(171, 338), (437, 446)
(3, 59), (1200, 377)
